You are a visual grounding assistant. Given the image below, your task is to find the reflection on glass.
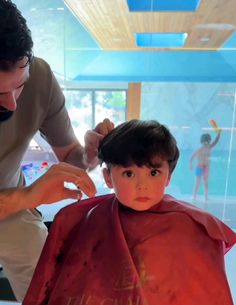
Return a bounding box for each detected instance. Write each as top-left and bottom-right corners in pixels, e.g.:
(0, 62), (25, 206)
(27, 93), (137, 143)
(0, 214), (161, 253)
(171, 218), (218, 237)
(94, 90), (127, 126)
(63, 90), (93, 144)
(141, 83), (236, 228)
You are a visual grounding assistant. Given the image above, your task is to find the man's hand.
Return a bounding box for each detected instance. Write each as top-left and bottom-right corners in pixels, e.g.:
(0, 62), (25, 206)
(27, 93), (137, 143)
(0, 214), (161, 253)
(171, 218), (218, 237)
(27, 162), (97, 207)
(84, 118), (114, 169)
(0, 163), (96, 219)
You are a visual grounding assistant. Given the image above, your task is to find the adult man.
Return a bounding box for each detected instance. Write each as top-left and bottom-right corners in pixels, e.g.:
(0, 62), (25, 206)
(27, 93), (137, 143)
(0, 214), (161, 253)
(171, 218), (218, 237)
(0, 0), (113, 301)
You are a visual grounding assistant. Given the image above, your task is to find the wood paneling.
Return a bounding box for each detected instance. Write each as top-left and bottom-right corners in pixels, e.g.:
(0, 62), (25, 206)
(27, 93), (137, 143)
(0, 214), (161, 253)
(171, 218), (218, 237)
(65, 0), (236, 50)
(127, 83), (141, 120)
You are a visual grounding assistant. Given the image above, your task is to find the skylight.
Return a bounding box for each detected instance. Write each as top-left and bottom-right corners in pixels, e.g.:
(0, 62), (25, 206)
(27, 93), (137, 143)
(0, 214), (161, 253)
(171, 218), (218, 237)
(135, 32), (188, 48)
(127, 0), (201, 11)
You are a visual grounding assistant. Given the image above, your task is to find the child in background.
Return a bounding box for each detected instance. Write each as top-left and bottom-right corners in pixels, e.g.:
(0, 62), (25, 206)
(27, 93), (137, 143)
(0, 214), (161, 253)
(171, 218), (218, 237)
(190, 126), (221, 202)
(23, 120), (235, 305)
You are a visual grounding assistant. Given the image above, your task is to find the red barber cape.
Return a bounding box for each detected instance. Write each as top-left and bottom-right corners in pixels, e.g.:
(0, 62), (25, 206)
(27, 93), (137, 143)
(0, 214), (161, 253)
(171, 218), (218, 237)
(23, 194), (236, 305)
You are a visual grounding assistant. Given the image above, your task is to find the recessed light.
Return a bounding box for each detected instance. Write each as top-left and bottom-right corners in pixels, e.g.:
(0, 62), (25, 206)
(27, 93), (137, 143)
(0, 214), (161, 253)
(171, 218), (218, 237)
(200, 37), (210, 42)
(113, 38), (121, 42)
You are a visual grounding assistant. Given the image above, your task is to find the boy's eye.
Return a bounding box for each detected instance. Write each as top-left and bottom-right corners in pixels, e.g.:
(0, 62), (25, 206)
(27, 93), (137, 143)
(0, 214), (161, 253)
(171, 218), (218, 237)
(150, 169), (160, 176)
(122, 170), (134, 177)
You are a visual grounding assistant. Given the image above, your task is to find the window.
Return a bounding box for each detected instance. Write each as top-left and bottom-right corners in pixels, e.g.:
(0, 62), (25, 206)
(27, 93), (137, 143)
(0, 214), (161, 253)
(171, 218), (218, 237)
(64, 89), (127, 143)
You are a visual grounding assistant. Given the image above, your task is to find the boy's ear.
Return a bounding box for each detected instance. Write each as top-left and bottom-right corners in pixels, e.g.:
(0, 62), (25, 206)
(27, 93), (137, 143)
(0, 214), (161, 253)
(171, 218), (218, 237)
(165, 175), (171, 187)
(102, 168), (113, 189)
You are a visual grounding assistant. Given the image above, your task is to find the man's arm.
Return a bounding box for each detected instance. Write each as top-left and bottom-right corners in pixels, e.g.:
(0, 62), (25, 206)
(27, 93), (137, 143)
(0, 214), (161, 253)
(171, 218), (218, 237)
(52, 141), (86, 168)
(0, 187), (32, 220)
(0, 163), (96, 220)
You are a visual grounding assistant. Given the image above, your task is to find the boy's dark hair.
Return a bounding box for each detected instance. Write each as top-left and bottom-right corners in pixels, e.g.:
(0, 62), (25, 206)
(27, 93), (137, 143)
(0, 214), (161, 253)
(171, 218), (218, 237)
(98, 119), (179, 173)
(201, 133), (211, 144)
(0, 0), (33, 71)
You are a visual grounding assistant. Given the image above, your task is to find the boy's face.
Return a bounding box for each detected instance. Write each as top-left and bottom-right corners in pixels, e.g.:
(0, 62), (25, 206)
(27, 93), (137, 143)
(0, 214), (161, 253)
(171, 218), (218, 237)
(103, 159), (170, 211)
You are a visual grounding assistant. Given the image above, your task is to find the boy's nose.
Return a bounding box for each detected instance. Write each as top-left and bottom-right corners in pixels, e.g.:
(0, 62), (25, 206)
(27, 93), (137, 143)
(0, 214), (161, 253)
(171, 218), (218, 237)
(136, 179), (148, 190)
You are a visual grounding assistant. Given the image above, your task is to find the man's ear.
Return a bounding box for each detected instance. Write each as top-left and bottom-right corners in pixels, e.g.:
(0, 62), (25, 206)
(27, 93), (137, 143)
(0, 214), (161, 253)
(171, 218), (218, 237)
(102, 168), (113, 189)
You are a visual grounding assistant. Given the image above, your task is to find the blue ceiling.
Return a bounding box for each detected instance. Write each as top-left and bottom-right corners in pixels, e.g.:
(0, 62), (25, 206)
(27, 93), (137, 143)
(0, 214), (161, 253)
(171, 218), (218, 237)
(14, 0), (236, 82)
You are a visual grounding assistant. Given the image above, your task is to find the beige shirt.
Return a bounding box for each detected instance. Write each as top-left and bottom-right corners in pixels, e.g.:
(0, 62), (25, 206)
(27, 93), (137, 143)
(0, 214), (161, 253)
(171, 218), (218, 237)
(0, 57), (76, 190)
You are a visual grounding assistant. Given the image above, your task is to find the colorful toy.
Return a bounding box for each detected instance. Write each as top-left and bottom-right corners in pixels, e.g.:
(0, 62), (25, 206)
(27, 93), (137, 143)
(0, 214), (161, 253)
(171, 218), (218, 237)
(22, 161), (51, 182)
(40, 161), (49, 171)
(209, 119), (221, 133)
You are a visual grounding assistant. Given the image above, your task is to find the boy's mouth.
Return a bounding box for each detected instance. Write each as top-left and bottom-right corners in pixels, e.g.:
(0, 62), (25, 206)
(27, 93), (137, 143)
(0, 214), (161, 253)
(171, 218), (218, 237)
(135, 197), (150, 202)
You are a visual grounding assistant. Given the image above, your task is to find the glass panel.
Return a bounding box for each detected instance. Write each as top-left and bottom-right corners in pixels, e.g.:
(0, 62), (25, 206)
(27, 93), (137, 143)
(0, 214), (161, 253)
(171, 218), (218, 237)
(63, 90), (93, 144)
(14, 1), (66, 79)
(94, 90), (127, 126)
(141, 82), (236, 228)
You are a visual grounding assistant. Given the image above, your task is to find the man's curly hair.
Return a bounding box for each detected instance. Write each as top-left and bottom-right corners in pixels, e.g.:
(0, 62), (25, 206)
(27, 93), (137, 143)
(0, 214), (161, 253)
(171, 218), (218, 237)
(0, 0), (33, 70)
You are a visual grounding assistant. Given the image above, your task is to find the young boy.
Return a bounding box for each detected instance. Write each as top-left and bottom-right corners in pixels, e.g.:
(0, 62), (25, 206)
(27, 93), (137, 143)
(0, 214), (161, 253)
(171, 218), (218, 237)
(23, 120), (235, 305)
(190, 129), (221, 202)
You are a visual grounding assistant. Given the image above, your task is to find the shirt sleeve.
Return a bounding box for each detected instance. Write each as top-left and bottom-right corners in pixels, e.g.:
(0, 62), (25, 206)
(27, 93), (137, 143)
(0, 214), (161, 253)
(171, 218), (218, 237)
(38, 59), (78, 147)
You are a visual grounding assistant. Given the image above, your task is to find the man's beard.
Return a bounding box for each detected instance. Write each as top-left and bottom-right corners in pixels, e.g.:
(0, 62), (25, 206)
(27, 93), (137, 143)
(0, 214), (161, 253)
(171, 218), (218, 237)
(0, 106), (13, 122)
